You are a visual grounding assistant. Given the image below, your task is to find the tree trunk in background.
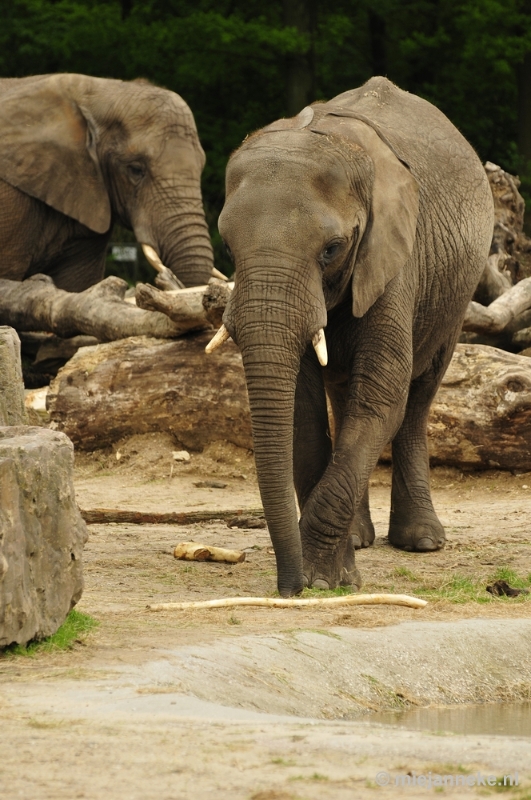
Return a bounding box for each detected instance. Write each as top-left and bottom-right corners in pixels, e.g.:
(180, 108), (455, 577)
(283, 0), (315, 116)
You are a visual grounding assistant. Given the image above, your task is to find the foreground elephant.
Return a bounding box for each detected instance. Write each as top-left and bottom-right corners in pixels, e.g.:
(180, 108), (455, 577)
(212, 77), (493, 596)
(0, 73), (213, 291)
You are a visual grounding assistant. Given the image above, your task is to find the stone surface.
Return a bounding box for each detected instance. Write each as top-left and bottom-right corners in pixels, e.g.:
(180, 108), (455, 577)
(0, 427), (88, 647)
(0, 326), (27, 426)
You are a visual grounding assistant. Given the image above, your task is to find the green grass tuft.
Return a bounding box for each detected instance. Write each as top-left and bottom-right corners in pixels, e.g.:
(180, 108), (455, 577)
(417, 571), (531, 604)
(1, 610), (98, 657)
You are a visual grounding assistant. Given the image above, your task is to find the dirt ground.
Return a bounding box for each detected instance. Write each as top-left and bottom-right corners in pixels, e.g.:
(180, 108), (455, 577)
(1, 433), (531, 800)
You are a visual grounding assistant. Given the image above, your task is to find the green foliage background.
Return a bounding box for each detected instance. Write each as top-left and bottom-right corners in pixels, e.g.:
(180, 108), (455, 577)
(1, 0), (530, 265)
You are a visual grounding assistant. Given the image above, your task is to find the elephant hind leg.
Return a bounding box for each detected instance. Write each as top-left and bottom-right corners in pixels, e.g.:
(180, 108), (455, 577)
(388, 343), (454, 552)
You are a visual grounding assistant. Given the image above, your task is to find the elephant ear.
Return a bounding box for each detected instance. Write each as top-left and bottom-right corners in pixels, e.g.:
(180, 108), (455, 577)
(0, 79), (111, 233)
(315, 115), (419, 318)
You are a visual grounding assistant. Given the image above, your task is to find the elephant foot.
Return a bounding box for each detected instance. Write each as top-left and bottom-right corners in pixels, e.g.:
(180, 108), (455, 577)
(302, 536), (362, 591)
(349, 511), (375, 550)
(388, 515), (446, 552)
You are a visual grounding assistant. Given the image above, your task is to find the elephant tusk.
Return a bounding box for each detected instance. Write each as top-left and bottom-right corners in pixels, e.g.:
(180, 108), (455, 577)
(205, 324), (231, 353)
(141, 243), (166, 272)
(312, 328), (328, 366)
(211, 267), (229, 281)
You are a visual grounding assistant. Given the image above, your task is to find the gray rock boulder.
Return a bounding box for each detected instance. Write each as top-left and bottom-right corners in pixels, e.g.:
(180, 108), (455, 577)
(1, 326), (87, 646)
(0, 428), (88, 647)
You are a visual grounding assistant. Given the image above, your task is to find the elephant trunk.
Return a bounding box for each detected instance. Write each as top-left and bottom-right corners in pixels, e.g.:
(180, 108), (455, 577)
(241, 321), (303, 596)
(136, 189), (214, 288)
(227, 267), (327, 596)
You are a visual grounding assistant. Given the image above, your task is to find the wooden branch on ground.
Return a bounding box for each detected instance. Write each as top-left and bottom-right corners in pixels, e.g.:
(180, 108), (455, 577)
(0, 275), (191, 341)
(79, 506), (264, 524)
(147, 594), (428, 611)
(173, 541), (245, 563)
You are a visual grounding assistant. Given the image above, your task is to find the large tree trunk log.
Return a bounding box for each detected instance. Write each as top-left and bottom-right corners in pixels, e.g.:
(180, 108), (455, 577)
(0, 274), (205, 341)
(47, 331), (252, 451)
(425, 344), (531, 470)
(48, 335), (531, 471)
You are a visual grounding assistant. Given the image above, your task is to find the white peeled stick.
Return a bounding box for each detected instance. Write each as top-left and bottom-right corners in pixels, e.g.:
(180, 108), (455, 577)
(147, 593), (427, 611)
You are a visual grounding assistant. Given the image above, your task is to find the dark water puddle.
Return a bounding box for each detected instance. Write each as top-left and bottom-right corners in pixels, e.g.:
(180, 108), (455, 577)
(372, 702), (531, 737)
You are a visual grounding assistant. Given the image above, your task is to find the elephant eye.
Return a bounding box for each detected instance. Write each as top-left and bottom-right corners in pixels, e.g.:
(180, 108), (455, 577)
(127, 163), (145, 183)
(320, 240), (343, 266)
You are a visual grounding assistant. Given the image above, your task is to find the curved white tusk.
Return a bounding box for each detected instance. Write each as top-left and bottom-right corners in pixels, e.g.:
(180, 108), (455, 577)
(312, 328), (328, 366)
(211, 267), (229, 281)
(141, 243), (166, 273)
(205, 324), (231, 354)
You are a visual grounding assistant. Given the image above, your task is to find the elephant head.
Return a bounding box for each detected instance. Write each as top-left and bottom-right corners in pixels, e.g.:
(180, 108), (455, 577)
(0, 73), (213, 287)
(213, 102), (419, 596)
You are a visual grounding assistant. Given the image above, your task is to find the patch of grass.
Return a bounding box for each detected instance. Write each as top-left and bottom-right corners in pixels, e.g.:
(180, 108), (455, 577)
(491, 567), (531, 588)
(228, 614), (242, 625)
(418, 572), (531, 604)
(1, 610), (98, 658)
(271, 757), (297, 767)
(393, 566), (419, 581)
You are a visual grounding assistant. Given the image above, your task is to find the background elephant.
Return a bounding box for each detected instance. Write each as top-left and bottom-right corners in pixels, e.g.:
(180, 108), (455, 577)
(214, 76), (494, 597)
(0, 73), (213, 292)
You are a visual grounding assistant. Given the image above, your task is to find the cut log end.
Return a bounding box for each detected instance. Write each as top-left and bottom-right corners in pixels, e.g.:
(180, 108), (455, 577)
(173, 541), (246, 563)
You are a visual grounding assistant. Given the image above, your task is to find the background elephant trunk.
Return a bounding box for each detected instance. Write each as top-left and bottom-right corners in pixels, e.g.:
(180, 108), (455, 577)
(135, 190), (214, 288)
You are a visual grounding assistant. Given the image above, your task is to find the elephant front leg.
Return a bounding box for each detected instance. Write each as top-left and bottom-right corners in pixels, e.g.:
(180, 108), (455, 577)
(294, 351), (362, 591)
(388, 347), (453, 552)
(300, 384), (409, 589)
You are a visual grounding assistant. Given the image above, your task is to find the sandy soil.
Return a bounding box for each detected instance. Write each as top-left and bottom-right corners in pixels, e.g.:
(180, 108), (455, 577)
(1, 434), (531, 799)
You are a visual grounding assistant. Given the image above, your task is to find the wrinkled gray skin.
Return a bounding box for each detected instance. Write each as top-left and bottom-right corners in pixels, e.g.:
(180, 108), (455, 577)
(219, 77), (493, 597)
(0, 73), (213, 291)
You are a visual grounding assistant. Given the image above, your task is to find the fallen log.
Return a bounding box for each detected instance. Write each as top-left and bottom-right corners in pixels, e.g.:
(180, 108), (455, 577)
(49, 335), (531, 471)
(48, 331), (252, 451)
(147, 594), (428, 611)
(79, 507), (264, 524)
(173, 541), (245, 563)
(424, 343), (531, 470)
(135, 282), (208, 330)
(0, 274), (194, 341)
(134, 280), (233, 329)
